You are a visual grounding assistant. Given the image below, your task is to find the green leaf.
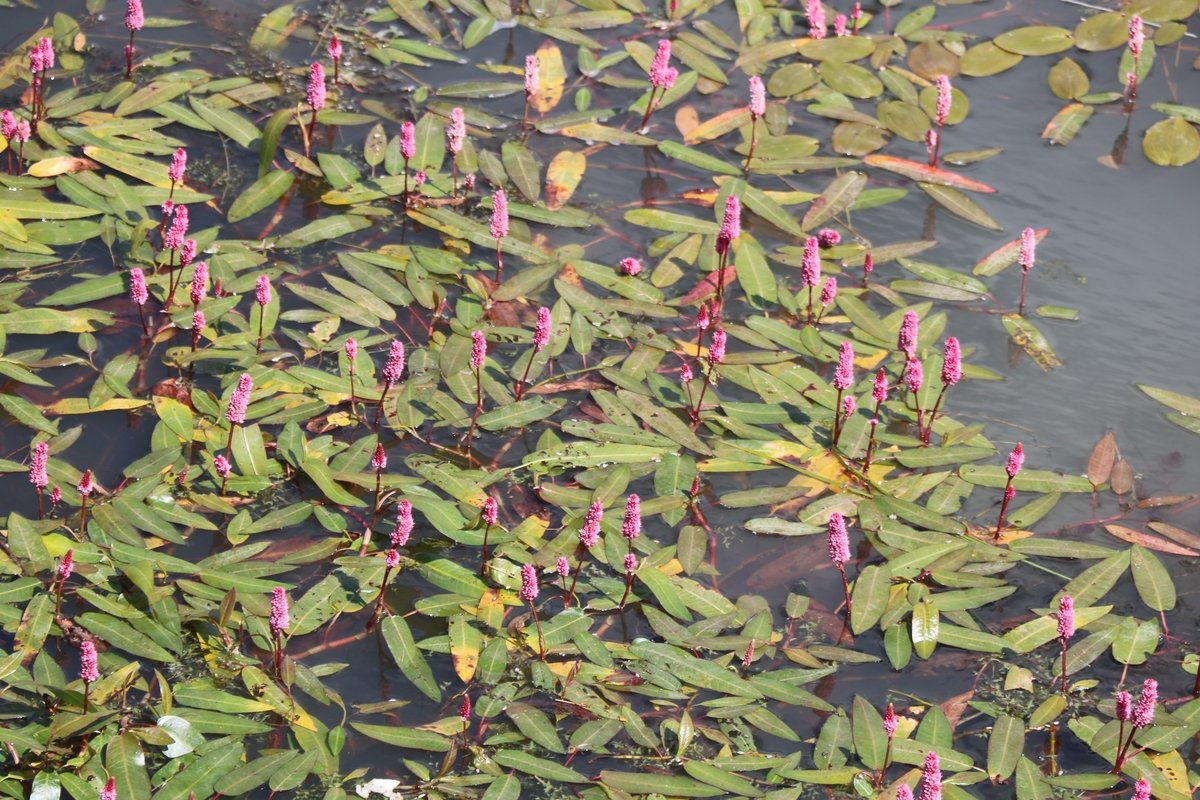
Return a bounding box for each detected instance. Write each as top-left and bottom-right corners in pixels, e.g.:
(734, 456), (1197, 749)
(682, 761), (763, 797)
(601, 772), (723, 797)
(351, 722), (450, 751)
(959, 465), (1094, 493)
(849, 564), (891, 634)
(151, 740), (244, 800)
(494, 751), (589, 783)
(501, 141), (542, 202)
(920, 183), (1002, 230)
(658, 140), (742, 175)
(1004, 604), (1112, 653)
(987, 716), (1025, 780)
(1143, 115), (1200, 166)
(505, 702), (565, 753)
(1137, 384), (1200, 416)
(77, 612), (176, 661)
(1129, 544), (1176, 611)
(381, 616), (442, 701)
(630, 642), (763, 699)
(851, 696), (887, 770)
(802, 171), (867, 230)
(188, 96), (261, 148)
(227, 170), (294, 223)
(911, 600), (939, 659)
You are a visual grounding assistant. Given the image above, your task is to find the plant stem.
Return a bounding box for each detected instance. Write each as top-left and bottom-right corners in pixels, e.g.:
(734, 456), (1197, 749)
(837, 563), (852, 619)
(1060, 637), (1069, 694)
(994, 476), (1015, 540)
(619, 572), (633, 609)
(221, 423), (237, 494)
(348, 366), (357, 422)
(256, 304), (265, 352)
(273, 631), (283, 677)
(83, 681), (91, 714)
(566, 547), (586, 607)
(374, 384), (391, 432)
(494, 241), (504, 283)
(691, 366), (715, 430)
(36, 487), (43, 521)
(515, 349), (536, 401)
(466, 366), (482, 456)
(932, 121), (944, 166)
(638, 87), (660, 133)
(922, 386), (948, 446)
(832, 387), (844, 448)
(745, 116), (757, 171)
(126, 31), (135, 78)
(529, 600), (545, 659)
(366, 565), (394, 631)
(1019, 270), (1029, 316)
(79, 495), (87, 535)
(480, 523), (491, 577)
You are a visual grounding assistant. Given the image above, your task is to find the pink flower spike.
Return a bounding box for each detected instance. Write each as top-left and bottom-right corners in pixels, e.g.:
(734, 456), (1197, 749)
(39, 39), (55, 70)
(680, 362), (693, 383)
(940, 337), (961, 386)
(533, 307), (552, 352)
(524, 54), (539, 97)
(873, 370), (889, 404)
(905, 357), (924, 393)
(1, 110), (15, 141)
(256, 275), (271, 306)
(619, 257), (642, 276)
(414, 170), (426, 186)
(1129, 15), (1144, 57)
(863, 252), (873, 274)
(345, 337), (358, 363)
(30, 442), (48, 490)
(393, 500), (413, 547)
(833, 341), (854, 390)
(168, 147), (186, 184)
(801, 236), (821, 287)
(935, 75), (952, 126)
(622, 494), (641, 542)
(189, 262), (208, 306)
(482, 497), (498, 525)
(1133, 780), (1151, 800)
(269, 587), (289, 637)
(125, 0), (145, 32)
(400, 121), (416, 161)
(164, 205), (188, 251)
(708, 328), (727, 366)
(649, 39), (673, 88)
(307, 62), (326, 112)
(470, 330), (487, 370)
(214, 454), (231, 478)
(556, 556), (570, 577)
(180, 239), (197, 268)
(817, 229), (841, 248)
(101, 777), (117, 800)
(447, 108), (465, 156)
(819, 276), (837, 307)
(490, 189), (509, 241)
(58, 548), (74, 579)
(520, 563), (539, 602)
(1019, 227), (1036, 273)
(624, 552), (638, 575)
(898, 311), (919, 356)
(1056, 594), (1075, 640)
(329, 33), (343, 62)
(80, 640), (99, 683)
(1007, 442), (1024, 478)
(1132, 679), (1157, 727)
(749, 75), (766, 120)
(226, 373), (253, 425)
(191, 310), (205, 344)
(827, 512), (850, 564)
(834, 13), (848, 36)
(29, 47), (43, 76)
(383, 340), (406, 386)
(806, 0), (826, 39)
(895, 787), (913, 800)
(460, 694), (472, 721)
(50, 486), (61, 505)
(371, 443), (386, 472)
(580, 501), (603, 548)
(385, 548), (400, 569)
(851, 2), (862, 20)
(883, 703), (897, 736)
(1116, 691), (1132, 721)
(130, 268), (148, 306)
(696, 302), (711, 331)
(919, 750), (942, 800)
(661, 67), (678, 90)
(716, 195), (741, 255)
(842, 395), (856, 418)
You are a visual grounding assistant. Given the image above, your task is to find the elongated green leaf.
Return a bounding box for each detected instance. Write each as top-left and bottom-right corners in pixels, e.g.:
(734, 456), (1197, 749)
(601, 771), (723, 797)
(494, 751), (588, 782)
(351, 722), (450, 751)
(1129, 544), (1175, 612)
(987, 716), (1025, 780)
(381, 616), (442, 701)
(228, 170), (294, 223)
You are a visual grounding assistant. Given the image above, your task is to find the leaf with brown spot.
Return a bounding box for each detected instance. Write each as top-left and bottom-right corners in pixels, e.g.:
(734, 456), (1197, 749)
(544, 150), (586, 210)
(1103, 524), (1199, 556)
(532, 42), (565, 114)
(1087, 432), (1117, 486)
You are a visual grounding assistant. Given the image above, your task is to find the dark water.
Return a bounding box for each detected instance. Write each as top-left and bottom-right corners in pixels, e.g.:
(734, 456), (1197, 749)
(4, 0), (1200, 792)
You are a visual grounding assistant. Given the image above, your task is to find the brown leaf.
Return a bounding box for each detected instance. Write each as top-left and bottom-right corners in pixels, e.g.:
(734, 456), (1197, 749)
(1103, 524), (1199, 557)
(1146, 522), (1200, 552)
(939, 689), (975, 729)
(675, 105), (700, 139)
(1110, 458), (1134, 495)
(1087, 431), (1117, 486)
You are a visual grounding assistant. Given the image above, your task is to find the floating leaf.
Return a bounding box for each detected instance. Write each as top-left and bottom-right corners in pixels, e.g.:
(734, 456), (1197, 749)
(994, 26), (1076, 56)
(1142, 116), (1200, 166)
(1001, 314), (1062, 371)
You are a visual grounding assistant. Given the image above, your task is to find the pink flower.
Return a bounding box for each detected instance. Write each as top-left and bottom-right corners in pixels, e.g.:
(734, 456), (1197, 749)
(15, 117), (31, 140)
(817, 228), (841, 248)
(345, 337), (358, 363)
(749, 75), (766, 119)
(873, 370), (889, 404)
(1, 110), (15, 141)
(126, 0), (145, 31)
(269, 587), (289, 637)
(935, 75), (952, 126)
(898, 311), (919, 356)
(940, 337), (961, 386)
(482, 497), (498, 525)
(1116, 691), (1132, 721)
(649, 39), (674, 89)
(834, 13), (848, 36)
(708, 328), (727, 366)
(180, 239), (197, 268)
(925, 129), (938, 161)
(716, 195), (741, 255)
(329, 33), (343, 62)
(470, 330), (487, 370)
(619, 257), (642, 276)
(1056, 594), (1075, 640)
(307, 62), (326, 111)
(801, 236), (821, 287)
(130, 268), (148, 306)
(400, 121), (416, 161)
(371, 443), (386, 472)
(383, 340), (406, 386)
(164, 205), (188, 251)
(827, 512), (850, 564)
(39, 39), (55, 70)
(464, 173), (476, 192)
(29, 47), (43, 75)
(919, 750), (941, 800)
(883, 702), (897, 736)
(1019, 227), (1036, 273)
(1126, 70), (1138, 94)
(226, 373), (253, 425)
(696, 302), (711, 331)
(1129, 15), (1144, 57)
(580, 500), (603, 548)
(214, 454), (230, 478)
(842, 395), (856, 417)
(863, 252), (873, 274)
(807, 0), (826, 39)
(386, 549), (400, 569)
(58, 548), (74, 580)
(624, 552), (638, 575)
(520, 563), (539, 602)
(191, 310), (205, 344)
(30, 442), (48, 490)
(393, 500), (413, 547)
(1133, 780), (1151, 800)
(80, 640), (99, 683)
(896, 787), (913, 800)
(189, 261), (208, 306)
(414, 170), (426, 186)
(622, 494), (641, 542)
(50, 486), (61, 505)
(851, 2), (862, 21)
(905, 357), (924, 393)
(524, 54), (539, 97)
(1132, 679), (1157, 727)
(460, 694), (471, 721)
(680, 362), (693, 383)
(447, 108), (465, 156)
(1007, 442), (1024, 478)
(490, 189), (509, 240)
(168, 147), (186, 184)
(533, 307), (552, 351)
(101, 777), (117, 800)
(833, 340), (854, 390)
(819, 276), (837, 307)
(256, 275), (271, 306)
(556, 556), (570, 577)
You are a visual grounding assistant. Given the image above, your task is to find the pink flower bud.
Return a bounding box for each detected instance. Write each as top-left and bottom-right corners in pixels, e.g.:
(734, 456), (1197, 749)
(680, 362), (693, 383)
(749, 75), (766, 120)
(919, 750), (941, 800)
(371, 443), (386, 472)
(1, 110), (15, 141)
(896, 786), (913, 800)
(226, 373), (253, 425)
(130, 268), (148, 306)
(807, 0), (826, 39)
(400, 121), (415, 161)
(470, 330), (486, 370)
(329, 33), (343, 62)
(1132, 678), (1157, 728)
(940, 337), (961, 386)
(842, 395), (856, 418)
(1019, 227), (1036, 273)
(125, 0), (145, 32)
(39, 39), (55, 70)
(464, 173), (476, 191)
(386, 548), (400, 569)
(168, 147), (186, 184)
(30, 442), (48, 490)
(619, 257), (642, 276)
(1133, 780), (1151, 800)
(819, 276), (837, 307)
(180, 239), (197, 268)
(533, 307), (551, 352)
(256, 275), (271, 306)
(696, 302), (711, 331)
(345, 337), (358, 364)
(624, 552), (638, 575)
(520, 563), (539, 602)
(580, 501), (603, 548)
(383, 340), (406, 386)
(414, 170), (426, 186)
(827, 512), (850, 564)
(716, 195), (741, 255)
(883, 703), (897, 736)
(801, 236), (821, 287)
(393, 500), (413, 547)
(191, 310), (205, 346)
(1056, 594), (1075, 640)
(1116, 691), (1132, 721)
(708, 328), (726, 366)
(873, 370), (889, 404)
(80, 640), (99, 683)
(164, 205), (188, 251)
(649, 39), (674, 88)
(447, 108), (465, 156)
(482, 497), (498, 525)
(898, 311), (919, 356)
(101, 778), (117, 800)
(58, 548), (74, 580)
(307, 62), (326, 112)
(556, 556), (570, 577)
(524, 54), (539, 97)
(817, 228), (841, 248)
(935, 75), (952, 127)
(834, 13), (848, 36)
(1007, 442), (1024, 478)
(905, 357), (923, 393)
(864, 252), (873, 274)
(460, 694), (471, 721)
(622, 494), (641, 542)
(269, 586), (289, 637)
(851, 2), (862, 20)
(833, 340), (854, 390)
(214, 454), (230, 478)
(1129, 15), (1144, 57)
(490, 189), (509, 240)
(189, 261), (208, 306)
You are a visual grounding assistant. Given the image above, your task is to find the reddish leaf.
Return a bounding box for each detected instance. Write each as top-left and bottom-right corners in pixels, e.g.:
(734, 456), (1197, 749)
(1110, 458), (1134, 495)
(1103, 524), (1200, 557)
(1146, 522), (1200, 552)
(1087, 431), (1117, 486)
(678, 265), (737, 306)
(863, 154), (997, 193)
(973, 227), (1050, 277)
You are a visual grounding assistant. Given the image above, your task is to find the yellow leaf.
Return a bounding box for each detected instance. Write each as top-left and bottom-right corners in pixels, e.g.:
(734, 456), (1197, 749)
(545, 150), (586, 210)
(532, 42), (565, 114)
(27, 156), (100, 177)
(1149, 749), (1189, 794)
(44, 398), (151, 414)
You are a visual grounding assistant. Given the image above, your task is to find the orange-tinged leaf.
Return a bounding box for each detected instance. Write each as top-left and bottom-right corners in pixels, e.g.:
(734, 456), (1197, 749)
(27, 157), (100, 177)
(1110, 458), (1134, 495)
(1146, 522), (1200, 551)
(973, 227), (1050, 276)
(675, 104), (700, 138)
(1103, 524), (1199, 556)
(685, 107), (752, 144)
(532, 42), (565, 114)
(678, 265), (736, 306)
(863, 154), (997, 193)
(1087, 431), (1117, 485)
(545, 150), (586, 210)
